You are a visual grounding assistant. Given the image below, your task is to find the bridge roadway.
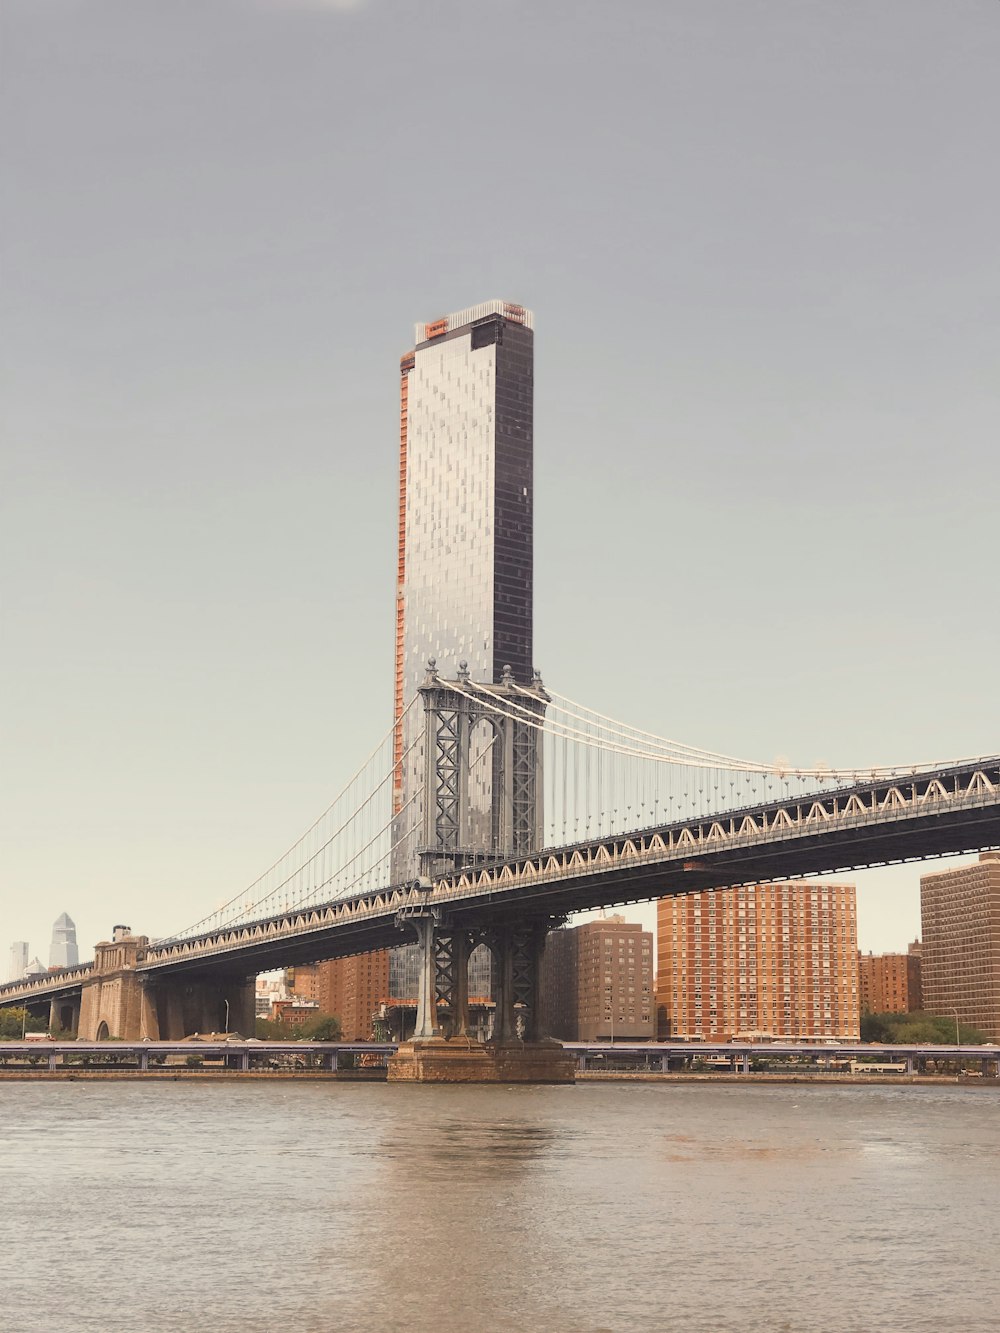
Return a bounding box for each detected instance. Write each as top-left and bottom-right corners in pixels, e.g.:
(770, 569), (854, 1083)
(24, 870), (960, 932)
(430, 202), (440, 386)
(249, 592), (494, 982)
(1, 756), (998, 1008)
(141, 755), (1000, 975)
(1, 1040), (998, 1076)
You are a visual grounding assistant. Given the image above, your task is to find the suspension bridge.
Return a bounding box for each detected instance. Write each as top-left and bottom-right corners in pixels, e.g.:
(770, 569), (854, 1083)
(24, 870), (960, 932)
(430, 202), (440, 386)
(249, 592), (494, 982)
(3, 662), (998, 1078)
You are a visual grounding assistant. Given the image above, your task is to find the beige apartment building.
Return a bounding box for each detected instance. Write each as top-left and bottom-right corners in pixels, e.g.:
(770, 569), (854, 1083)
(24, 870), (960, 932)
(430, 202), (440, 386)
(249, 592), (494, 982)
(657, 882), (860, 1040)
(920, 853), (1000, 1041)
(544, 916), (654, 1041)
(858, 942), (922, 1014)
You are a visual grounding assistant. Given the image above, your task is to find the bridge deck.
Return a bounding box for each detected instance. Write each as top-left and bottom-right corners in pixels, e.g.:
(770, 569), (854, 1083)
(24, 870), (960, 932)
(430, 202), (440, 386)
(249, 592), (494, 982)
(1, 759), (998, 995)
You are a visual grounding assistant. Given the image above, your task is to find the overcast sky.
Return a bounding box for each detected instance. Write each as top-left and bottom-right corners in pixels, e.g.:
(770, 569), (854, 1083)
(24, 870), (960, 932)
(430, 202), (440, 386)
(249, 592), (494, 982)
(2, 0), (998, 969)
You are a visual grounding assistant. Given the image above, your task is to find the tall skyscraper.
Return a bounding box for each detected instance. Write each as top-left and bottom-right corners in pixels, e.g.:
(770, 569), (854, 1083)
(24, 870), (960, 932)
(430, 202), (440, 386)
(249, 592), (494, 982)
(657, 882), (860, 1040)
(389, 301), (536, 1000)
(314, 303), (536, 1014)
(7, 941), (29, 983)
(395, 299), (534, 731)
(921, 853), (1000, 1040)
(49, 913), (79, 969)
(395, 301), (534, 848)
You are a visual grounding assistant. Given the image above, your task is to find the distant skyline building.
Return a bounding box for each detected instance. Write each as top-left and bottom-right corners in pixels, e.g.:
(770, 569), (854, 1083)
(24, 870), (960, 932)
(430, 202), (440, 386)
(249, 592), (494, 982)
(255, 974), (288, 1019)
(544, 915), (654, 1042)
(6, 941), (28, 983)
(657, 882), (860, 1040)
(921, 853), (1000, 1041)
(858, 942), (922, 1014)
(48, 912), (79, 970)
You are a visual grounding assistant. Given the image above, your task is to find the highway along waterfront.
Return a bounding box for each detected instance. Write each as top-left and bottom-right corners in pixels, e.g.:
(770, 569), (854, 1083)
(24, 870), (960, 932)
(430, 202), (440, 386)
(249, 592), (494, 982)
(2, 1039), (999, 1082)
(3, 1081), (998, 1333)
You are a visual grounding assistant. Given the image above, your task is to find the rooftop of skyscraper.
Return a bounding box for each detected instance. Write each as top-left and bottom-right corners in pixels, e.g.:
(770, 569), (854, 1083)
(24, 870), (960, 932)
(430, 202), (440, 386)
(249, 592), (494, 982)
(413, 299), (533, 346)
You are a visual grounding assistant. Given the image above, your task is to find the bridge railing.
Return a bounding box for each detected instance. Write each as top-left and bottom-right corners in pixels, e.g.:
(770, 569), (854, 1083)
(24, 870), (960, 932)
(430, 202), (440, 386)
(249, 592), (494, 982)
(0, 965), (93, 1004)
(430, 770), (1000, 901)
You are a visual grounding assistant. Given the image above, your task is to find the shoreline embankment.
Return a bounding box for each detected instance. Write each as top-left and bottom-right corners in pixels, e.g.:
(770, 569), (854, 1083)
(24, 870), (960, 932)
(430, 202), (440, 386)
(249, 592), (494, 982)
(1, 1069), (997, 1087)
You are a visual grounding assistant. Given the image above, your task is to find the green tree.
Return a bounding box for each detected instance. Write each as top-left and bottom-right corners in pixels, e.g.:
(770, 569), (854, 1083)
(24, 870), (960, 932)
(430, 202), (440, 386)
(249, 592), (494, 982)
(0, 1009), (24, 1038)
(860, 1011), (986, 1044)
(255, 1016), (293, 1040)
(0, 1008), (47, 1038)
(254, 1012), (342, 1041)
(296, 1013), (342, 1042)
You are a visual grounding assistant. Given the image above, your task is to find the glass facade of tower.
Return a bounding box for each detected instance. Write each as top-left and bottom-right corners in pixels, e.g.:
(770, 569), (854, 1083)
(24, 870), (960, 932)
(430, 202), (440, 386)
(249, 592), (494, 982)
(400, 302), (534, 708)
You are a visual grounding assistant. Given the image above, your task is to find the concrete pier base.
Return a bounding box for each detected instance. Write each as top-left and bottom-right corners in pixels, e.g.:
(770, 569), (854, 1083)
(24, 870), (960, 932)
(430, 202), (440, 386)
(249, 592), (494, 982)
(387, 1037), (576, 1084)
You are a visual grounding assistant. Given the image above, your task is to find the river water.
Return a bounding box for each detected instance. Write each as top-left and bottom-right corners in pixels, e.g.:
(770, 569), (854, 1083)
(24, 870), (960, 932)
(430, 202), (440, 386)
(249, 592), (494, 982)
(1, 1080), (997, 1333)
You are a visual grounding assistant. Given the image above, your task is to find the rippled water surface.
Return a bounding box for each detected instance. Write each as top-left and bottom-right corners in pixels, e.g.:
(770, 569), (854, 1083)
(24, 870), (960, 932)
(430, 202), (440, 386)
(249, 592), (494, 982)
(1, 1081), (997, 1332)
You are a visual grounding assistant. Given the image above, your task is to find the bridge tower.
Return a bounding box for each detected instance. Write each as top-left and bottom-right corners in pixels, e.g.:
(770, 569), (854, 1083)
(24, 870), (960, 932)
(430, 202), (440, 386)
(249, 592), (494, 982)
(417, 658), (546, 877)
(389, 662), (574, 1082)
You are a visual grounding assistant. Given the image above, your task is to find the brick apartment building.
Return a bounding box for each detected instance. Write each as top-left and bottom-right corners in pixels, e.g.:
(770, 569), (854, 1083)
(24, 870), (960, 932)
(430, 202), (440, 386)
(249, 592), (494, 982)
(285, 965), (320, 1005)
(287, 955), (390, 1041)
(857, 942), (922, 1014)
(656, 882), (860, 1040)
(921, 852), (1000, 1041)
(543, 916), (654, 1041)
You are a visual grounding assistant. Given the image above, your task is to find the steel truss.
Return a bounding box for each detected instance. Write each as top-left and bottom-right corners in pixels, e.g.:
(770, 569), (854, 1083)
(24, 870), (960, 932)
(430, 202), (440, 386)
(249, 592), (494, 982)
(419, 660), (547, 878)
(393, 900), (556, 1043)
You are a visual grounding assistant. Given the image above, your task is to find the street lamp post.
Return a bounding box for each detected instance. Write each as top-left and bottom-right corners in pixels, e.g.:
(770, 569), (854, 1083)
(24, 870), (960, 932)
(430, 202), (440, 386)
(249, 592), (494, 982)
(952, 1008), (960, 1047)
(223, 999), (230, 1036)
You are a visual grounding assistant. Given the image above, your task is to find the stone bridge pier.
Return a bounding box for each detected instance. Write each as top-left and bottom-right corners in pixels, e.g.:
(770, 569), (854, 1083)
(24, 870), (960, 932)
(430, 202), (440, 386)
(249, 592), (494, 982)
(48, 994), (81, 1036)
(387, 905), (575, 1083)
(78, 928), (254, 1040)
(150, 973), (256, 1040)
(78, 930), (157, 1040)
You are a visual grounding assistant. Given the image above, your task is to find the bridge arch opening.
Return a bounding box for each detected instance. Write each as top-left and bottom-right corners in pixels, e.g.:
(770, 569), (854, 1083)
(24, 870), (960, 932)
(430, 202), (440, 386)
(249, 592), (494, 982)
(95, 1021), (110, 1042)
(468, 716), (499, 854)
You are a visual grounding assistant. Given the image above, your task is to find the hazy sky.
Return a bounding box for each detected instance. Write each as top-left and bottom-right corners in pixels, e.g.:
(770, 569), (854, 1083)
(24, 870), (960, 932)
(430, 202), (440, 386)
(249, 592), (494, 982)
(2, 0), (998, 969)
